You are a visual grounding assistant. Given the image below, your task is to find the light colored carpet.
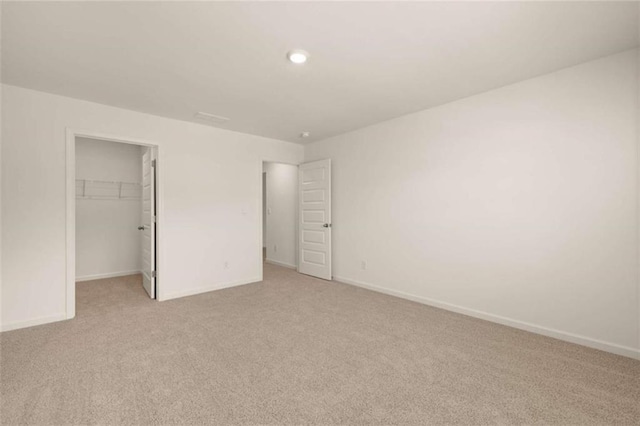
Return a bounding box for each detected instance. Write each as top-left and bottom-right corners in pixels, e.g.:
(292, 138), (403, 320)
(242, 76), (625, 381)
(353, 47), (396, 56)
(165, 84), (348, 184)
(1, 263), (639, 425)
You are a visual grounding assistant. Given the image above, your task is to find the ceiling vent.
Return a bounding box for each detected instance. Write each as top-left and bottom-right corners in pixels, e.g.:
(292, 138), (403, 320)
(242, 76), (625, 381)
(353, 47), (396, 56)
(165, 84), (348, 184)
(194, 111), (230, 124)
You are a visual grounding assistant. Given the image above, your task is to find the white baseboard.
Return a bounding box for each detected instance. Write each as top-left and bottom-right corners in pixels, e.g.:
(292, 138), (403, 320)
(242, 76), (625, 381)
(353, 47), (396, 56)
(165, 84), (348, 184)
(160, 277), (261, 301)
(1, 313), (67, 332)
(333, 275), (640, 360)
(265, 258), (297, 269)
(76, 270), (142, 282)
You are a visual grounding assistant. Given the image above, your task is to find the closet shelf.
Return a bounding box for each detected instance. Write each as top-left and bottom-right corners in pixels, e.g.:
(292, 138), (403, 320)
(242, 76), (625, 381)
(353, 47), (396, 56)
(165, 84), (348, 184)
(76, 179), (142, 200)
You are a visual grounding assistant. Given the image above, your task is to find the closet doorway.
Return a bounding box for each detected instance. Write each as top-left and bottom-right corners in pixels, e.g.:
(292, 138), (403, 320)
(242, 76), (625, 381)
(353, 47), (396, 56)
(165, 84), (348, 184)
(66, 131), (160, 320)
(262, 161), (298, 272)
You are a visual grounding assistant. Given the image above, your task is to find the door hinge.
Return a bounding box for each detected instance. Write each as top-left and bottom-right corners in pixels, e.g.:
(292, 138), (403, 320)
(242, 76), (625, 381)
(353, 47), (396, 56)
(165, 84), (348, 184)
(153, 215), (157, 223)
(151, 270), (157, 278)
(151, 159), (156, 167)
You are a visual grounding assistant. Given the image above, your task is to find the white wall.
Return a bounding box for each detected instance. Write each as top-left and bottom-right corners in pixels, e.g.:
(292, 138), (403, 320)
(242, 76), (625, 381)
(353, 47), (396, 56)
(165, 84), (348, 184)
(75, 138), (142, 280)
(0, 16), (3, 324)
(636, 10), (640, 352)
(305, 50), (640, 358)
(262, 172), (267, 248)
(263, 162), (297, 269)
(1, 84), (303, 331)
(0, 83), (3, 327)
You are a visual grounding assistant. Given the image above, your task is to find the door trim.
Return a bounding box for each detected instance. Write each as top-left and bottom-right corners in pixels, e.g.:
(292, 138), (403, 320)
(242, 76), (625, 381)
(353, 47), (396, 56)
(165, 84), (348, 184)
(65, 128), (163, 320)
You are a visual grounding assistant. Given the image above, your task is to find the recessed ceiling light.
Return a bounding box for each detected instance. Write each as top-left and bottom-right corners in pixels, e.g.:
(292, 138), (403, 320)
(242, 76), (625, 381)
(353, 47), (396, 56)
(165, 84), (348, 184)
(287, 49), (309, 64)
(194, 111), (230, 124)
(300, 131), (310, 138)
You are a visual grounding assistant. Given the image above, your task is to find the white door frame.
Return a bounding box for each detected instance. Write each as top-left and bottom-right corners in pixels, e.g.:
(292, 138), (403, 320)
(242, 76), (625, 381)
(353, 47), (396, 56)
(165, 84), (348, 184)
(65, 128), (164, 320)
(258, 159), (300, 281)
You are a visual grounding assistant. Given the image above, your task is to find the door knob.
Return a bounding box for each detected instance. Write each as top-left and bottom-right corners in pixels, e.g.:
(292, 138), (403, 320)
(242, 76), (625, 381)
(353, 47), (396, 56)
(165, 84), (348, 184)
(138, 226), (145, 230)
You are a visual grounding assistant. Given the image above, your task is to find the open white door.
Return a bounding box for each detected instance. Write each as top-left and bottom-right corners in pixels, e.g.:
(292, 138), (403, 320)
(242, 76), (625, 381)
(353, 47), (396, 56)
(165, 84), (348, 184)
(140, 147), (156, 298)
(298, 159), (332, 280)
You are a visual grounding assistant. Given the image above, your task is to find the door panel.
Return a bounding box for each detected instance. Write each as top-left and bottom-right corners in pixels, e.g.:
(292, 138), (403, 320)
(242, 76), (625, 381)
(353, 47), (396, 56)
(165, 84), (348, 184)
(141, 147), (156, 298)
(298, 159), (331, 280)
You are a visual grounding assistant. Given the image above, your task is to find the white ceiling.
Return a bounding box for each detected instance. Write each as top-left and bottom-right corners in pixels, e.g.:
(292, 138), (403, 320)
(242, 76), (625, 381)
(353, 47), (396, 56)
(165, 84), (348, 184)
(2, 1), (638, 143)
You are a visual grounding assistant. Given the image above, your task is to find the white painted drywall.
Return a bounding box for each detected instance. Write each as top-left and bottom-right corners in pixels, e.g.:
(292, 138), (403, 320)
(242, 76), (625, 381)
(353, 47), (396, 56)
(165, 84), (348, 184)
(636, 2), (640, 347)
(0, 74), (3, 327)
(264, 162), (297, 269)
(1, 85), (303, 330)
(75, 138), (142, 280)
(637, 6), (640, 352)
(262, 171), (267, 248)
(305, 50), (640, 358)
